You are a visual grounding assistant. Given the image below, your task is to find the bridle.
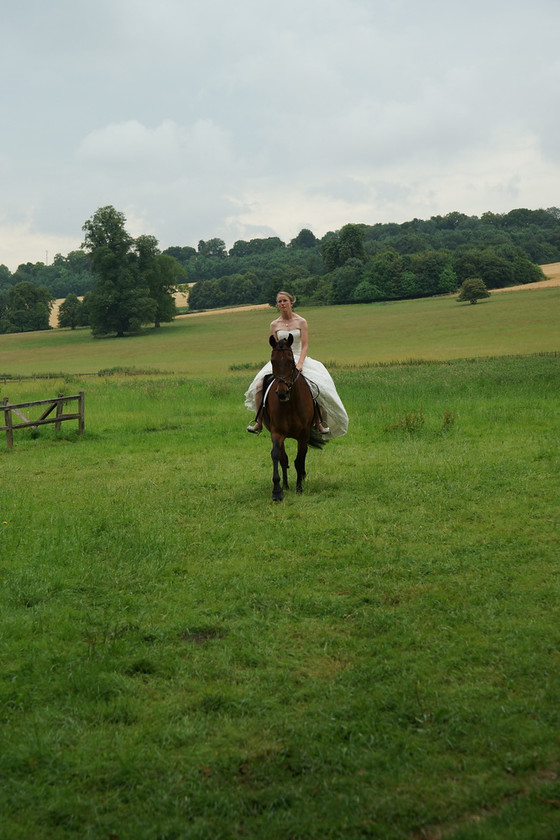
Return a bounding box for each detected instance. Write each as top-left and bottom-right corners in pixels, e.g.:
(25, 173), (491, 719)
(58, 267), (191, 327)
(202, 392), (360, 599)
(271, 346), (301, 399)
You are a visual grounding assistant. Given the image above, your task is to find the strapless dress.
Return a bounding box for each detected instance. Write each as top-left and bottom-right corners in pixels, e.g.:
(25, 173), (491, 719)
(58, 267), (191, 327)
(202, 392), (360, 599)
(244, 329), (348, 439)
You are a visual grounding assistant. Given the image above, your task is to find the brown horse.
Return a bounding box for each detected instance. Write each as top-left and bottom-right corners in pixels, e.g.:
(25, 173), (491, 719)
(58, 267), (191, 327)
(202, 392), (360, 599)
(262, 334), (324, 501)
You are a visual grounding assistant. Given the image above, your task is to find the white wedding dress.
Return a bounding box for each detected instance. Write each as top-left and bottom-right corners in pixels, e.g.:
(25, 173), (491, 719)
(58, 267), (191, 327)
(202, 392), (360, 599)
(244, 329), (348, 440)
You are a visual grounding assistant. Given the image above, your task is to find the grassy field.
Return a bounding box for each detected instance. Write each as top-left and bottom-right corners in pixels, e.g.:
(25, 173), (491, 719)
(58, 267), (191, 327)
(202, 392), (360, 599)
(1, 290), (559, 839)
(2, 286), (559, 379)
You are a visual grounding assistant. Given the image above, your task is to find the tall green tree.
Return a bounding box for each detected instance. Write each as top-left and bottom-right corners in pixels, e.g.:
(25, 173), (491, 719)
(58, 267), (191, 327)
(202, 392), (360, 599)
(330, 258), (364, 304)
(338, 223), (366, 264)
(4, 282), (53, 332)
(82, 206), (155, 337)
(0, 289), (10, 332)
(321, 224), (366, 271)
(162, 245), (197, 265)
(58, 293), (82, 330)
(135, 236), (186, 327)
(365, 250), (404, 299)
(321, 236), (340, 272)
(197, 238), (227, 258)
(289, 228), (318, 249)
(0, 264), (11, 291)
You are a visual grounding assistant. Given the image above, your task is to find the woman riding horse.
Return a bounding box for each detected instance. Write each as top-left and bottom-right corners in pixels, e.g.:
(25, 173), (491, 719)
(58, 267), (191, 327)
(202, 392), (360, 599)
(245, 291), (348, 500)
(245, 291), (349, 439)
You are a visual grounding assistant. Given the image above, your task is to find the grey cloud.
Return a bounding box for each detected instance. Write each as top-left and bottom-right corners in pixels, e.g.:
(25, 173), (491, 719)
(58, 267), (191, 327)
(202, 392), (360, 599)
(1, 0), (559, 269)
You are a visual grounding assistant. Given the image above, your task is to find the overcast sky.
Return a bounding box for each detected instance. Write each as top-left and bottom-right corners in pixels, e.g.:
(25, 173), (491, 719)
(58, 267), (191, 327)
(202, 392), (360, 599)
(2, 0), (559, 271)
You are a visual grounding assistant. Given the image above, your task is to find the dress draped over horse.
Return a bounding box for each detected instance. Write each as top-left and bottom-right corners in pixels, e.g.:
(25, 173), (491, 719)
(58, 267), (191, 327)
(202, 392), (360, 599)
(244, 329), (349, 440)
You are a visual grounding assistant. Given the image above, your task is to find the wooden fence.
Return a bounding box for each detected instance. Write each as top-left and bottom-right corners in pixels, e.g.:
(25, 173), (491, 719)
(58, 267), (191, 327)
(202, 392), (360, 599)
(1, 392), (84, 449)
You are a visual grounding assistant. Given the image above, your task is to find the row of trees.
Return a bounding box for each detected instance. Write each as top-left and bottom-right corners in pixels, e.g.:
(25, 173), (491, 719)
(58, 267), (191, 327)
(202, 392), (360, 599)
(0, 250), (93, 299)
(1, 206), (557, 333)
(187, 224), (545, 310)
(153, 209), (557, 309)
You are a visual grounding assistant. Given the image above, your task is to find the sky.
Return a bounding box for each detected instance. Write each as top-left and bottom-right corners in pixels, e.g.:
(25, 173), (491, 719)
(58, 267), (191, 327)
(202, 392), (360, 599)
(2, 0), (559, 271)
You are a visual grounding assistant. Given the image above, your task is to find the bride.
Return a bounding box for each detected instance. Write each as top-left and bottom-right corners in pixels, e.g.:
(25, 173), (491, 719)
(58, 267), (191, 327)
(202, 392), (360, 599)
(245, 290), (349, 439)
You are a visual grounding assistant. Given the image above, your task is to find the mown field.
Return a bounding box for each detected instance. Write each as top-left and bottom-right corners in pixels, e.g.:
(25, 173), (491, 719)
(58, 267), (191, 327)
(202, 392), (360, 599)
(1, 289), (559, 839)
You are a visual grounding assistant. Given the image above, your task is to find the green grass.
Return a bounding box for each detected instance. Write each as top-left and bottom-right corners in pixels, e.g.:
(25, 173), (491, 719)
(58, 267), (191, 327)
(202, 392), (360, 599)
(0, 291), (559, 839)
(1, 286), (559, 378)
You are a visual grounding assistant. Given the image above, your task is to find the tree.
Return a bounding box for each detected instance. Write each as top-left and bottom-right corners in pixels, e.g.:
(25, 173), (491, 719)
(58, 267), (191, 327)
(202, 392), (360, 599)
(437, 265), (458, 294)
(135, 236), (186, 328)
(83, 206), (132, 255)
(5, 282), (53, 331)
(0, 289), (11, 332)
(365, 250), (404, 299)
(330, 258), (364, 304)
(58, 293), (82, 329)
(154, 254), (186, 325)
(0, 264), (12, 291)
(409, 250), (453, 296)
(352, 280), (383, 302)
(321, 236), (340, 272)
(79, 292), (91, 327)
(197, 238), (227, 258)
(512, 256), (545, 286)
(457, 277), (490, 304)
(82, 206), (155, 337)
(289, 228), (318, 249)
(400, 271), (421, 298)
(163, 245), (197, 265)
(47, 250), (93, 298)
(322, 224), (366, 271)
(338, 224), (366, 264)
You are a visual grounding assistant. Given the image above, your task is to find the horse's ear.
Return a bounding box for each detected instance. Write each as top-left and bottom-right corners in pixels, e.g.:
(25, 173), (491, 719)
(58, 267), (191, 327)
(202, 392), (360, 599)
(288, 333), (294, 346)
(269, 335), (276, 348)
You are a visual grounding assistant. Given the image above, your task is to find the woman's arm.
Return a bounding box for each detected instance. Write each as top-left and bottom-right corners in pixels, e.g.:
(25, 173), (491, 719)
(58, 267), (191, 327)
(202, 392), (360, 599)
(296, 317), (309, 370)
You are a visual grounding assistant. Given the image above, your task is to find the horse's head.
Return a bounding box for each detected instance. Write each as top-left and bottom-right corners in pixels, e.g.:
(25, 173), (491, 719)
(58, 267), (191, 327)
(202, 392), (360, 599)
(269, 334), (298, 401)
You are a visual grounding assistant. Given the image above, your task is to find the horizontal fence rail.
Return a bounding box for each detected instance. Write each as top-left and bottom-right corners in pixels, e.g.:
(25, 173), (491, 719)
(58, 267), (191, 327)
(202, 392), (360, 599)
(1, 392), (84, 449)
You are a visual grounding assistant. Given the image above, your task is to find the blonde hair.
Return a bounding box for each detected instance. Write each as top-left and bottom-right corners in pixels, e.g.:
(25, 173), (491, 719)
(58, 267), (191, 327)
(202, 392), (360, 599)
(276, 290), (296, 305)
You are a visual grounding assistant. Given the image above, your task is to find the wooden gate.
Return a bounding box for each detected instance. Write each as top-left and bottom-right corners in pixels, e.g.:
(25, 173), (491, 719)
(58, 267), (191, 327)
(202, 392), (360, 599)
(1, 392), (84, 449)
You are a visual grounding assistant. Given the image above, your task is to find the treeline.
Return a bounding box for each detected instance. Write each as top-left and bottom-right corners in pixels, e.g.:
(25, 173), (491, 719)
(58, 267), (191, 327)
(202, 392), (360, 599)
(0, 207), (558, 332)
(183, 208), (557, 309)
(0, 250), (94, 334)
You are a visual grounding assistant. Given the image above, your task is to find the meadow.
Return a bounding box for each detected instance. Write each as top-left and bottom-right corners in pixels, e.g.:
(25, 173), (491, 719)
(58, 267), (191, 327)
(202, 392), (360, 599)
(0, 288), (559, 839)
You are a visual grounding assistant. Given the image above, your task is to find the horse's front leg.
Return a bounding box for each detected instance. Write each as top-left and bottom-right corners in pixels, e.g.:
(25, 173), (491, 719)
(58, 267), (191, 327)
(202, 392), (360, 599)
(294, 438), (308, 494)
(271, 435), (287, 501)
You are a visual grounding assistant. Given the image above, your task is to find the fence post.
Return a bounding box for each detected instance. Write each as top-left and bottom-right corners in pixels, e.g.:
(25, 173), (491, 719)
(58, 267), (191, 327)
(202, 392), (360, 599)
(55, 393), (64, 432)
(78, 391), (85, 435)
(2, 397), (14, 450)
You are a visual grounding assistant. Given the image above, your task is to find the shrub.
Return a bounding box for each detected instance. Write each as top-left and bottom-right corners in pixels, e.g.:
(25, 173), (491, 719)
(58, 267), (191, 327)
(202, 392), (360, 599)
(457, 277), (491, 304)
